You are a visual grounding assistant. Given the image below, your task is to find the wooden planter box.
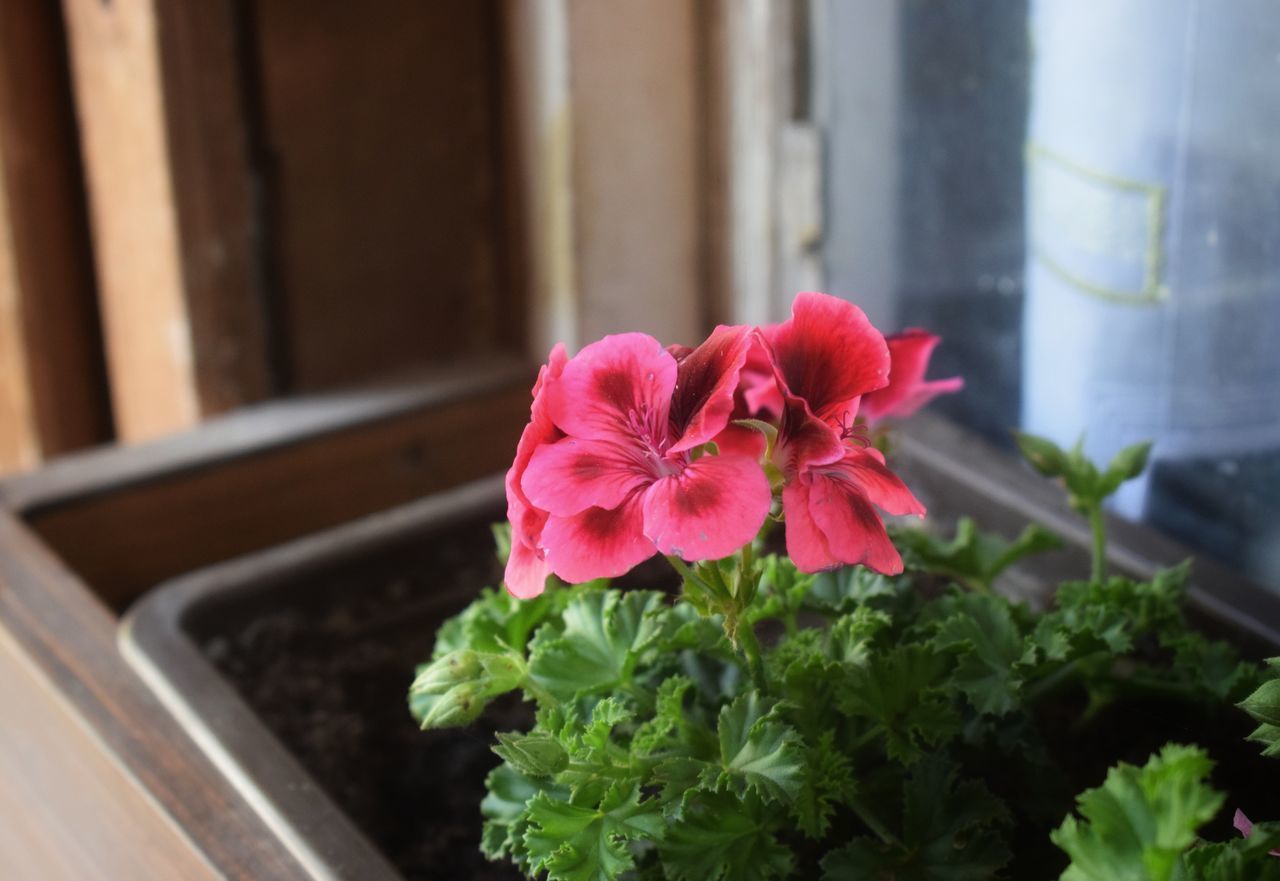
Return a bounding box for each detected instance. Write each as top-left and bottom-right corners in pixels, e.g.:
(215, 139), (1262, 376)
(0, 360), (533, 881)
(2, 367), (1277, 879)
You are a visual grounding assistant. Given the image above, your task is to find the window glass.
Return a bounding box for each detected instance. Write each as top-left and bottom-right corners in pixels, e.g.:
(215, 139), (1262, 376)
(819, 0), (1280, 591)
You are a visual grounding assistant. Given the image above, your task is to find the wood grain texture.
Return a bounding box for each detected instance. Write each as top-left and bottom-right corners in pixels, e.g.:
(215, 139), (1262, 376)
(567, 0), (704, 346)
(251, 0), (511, 390)
(151, 0), (275, 413)
(0, 629), (221, 881)
(26, 367), (533, 610)
(61, 0), (271, 441)
(0, 507), (310, 881)
(0, 0), (109, 473)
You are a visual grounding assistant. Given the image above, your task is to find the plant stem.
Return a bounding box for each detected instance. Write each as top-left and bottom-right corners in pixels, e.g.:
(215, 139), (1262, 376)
(1088, 504), (1107, 583)
(736, 617), (769, 693)
(845, 789), (901, 848)
(665, 555), (712, 594)
(666, 552), (770, 691)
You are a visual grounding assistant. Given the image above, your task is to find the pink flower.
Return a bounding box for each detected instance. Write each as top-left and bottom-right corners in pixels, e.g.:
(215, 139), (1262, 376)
(503, 345), (568, 598)
(1234, 809), (1280, 856)
(761, 292), (925, 574)
(859, 329), (963, 425)
(518, 327), (772, 586)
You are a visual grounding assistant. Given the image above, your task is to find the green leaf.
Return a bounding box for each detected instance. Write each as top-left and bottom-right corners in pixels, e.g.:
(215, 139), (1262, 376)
(791, 731), (856, 839)
(524, 781), (665, 881)
(529, 590), (670, 700)
(1015, 430), (1070, 478)
(1248, 724), (1280, 758)
(1182, 821), (1280, 880)
(481, 763), (567, 868)
(632, 676), (696, 758)
(895, 517), (1062, 592)
(821, 755), (1011, 881)
(549, 698), (641, 805)
(653, 692), (805, 811)
(1238, 676), (1280, 727)
(749, 554), (814, 623)
(660, 791), (794, 881)
(1098, 441), (1154, 497)
(828, 606), (893, 666)
(1240, 660), (1280, 758)
(494, 731), (570, 778)
(710, 692), (805, 803)
(931, 592), (1026, 716)
(838, 643), (961, 763)
(491, 521), (513, 565)
(433, 584), (566, 658)
(805, 564), (905, 614)
(1051, 744), (1225, 881)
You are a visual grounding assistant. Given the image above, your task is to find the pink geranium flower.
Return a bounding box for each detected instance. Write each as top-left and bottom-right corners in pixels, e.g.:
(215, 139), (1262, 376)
(761, 292), (925, 574)
(503, 345), (568, 599)
(859, 329), (963, 425)
(518, 327), (772, 587)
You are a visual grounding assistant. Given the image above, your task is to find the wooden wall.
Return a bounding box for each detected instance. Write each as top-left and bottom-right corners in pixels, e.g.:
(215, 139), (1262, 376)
(0, 1), (110, 472)
(3, 0), (725, 473)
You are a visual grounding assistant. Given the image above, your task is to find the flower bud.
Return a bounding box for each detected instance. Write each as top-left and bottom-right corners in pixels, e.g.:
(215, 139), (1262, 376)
(411, 649), (482, 696)
(417, 682), (487, 729)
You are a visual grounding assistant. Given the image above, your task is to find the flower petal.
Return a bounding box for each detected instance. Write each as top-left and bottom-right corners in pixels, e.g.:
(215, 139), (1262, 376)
(713, 423), (767, 461)
(522, 437), (653, 517)
(860, 329), (963, 424)
(504, 346), (569, 582)
(805, 470), (904, 575)
(782, 479), (838, 572)
(765, 291), (890, 423)
(541, 492), (655, 583)
(505, 537), (552, 599)
(773, 395), (846, 479)
(739, 335), (784, 418)
(668, 325), (753, 453)
(641, 454), (771, 560)
(822, 447), (926, 517)
(544, 333), (676, 443)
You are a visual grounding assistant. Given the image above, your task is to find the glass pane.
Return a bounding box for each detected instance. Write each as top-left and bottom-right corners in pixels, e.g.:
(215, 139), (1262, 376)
(818, 0), (1280, 591)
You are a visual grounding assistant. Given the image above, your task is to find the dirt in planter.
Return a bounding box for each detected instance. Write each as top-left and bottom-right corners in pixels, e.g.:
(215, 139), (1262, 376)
(200, 524), (527, 881)
(198, 524), (678, 881)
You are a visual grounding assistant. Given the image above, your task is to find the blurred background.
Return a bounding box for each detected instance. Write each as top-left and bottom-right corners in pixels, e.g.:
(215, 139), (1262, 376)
(1, 0), (1276, 591)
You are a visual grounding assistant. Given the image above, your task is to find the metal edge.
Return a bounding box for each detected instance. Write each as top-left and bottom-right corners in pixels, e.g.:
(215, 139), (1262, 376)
(118, 475), (508, 881)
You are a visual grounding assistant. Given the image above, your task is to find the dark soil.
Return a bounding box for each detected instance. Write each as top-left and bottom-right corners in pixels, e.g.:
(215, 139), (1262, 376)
(199, 517), (526, 881)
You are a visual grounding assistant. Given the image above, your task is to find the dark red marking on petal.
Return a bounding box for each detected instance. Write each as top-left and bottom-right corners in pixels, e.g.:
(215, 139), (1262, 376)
(642, 454), (772, 561)
(668, 324), (753, 453)
(765, 292), (890, 423)
(805, 470), (904, 575)
(541, 492), (655, 583)
(522, 437), (654, 517)
(544, 332), (676, 444)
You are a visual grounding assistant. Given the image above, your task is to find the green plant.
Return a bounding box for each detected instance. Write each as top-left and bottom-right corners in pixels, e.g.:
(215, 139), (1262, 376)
(409, 296), (1276, 879)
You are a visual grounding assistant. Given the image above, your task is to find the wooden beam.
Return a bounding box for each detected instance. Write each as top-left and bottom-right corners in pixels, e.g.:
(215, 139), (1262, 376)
(567, 0), (704, 345)
(0, 0), (110, 473)
(505, 0), (708, 352)
(0, 506), (311, 881)
(0, 629), (221, 881)
(19, 360), (534, 610)
(61, 0), (271, 442)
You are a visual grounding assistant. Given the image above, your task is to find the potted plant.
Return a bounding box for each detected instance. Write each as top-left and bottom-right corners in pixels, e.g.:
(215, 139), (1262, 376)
(409, 292), (1280, 880)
